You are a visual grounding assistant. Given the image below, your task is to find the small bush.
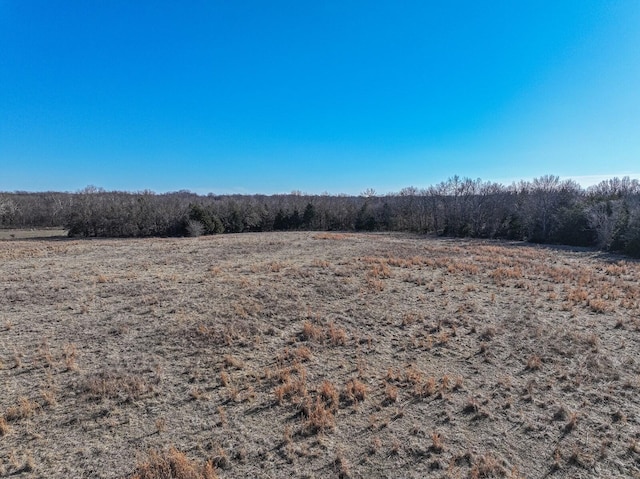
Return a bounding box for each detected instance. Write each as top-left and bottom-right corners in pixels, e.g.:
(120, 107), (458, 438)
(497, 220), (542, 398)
(185, 219), (205, 238)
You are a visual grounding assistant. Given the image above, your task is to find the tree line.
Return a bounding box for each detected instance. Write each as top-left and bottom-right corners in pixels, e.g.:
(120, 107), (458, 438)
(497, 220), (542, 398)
(1, 175), (639, 257)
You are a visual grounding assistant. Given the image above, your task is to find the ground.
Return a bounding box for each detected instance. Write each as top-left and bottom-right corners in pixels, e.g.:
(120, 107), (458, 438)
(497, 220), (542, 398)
(0, 229), (67, 240)
(0, 232), (639, 478)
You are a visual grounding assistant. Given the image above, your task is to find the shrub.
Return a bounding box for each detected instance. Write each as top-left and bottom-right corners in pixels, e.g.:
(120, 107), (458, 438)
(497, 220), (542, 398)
(185, 219), (204, 238)
(187, 204), (223, 235)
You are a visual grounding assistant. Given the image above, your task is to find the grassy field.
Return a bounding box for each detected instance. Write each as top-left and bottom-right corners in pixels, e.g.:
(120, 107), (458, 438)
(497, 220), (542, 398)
(0, 229), (68, 240)
(0, 232), (639, 478)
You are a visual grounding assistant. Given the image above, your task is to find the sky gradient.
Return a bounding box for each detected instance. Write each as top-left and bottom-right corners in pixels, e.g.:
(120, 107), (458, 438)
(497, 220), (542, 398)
(1, 1), (639, 194)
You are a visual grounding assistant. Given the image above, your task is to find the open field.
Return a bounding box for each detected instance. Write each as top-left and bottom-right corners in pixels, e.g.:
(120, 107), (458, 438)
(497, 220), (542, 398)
(1, 232), (639, 478)
(0, 229), (68, 241)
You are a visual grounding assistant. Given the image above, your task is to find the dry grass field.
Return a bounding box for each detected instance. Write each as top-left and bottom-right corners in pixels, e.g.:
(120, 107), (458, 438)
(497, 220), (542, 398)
(0, 229), (68, 240)
(1, 232), (639, 478)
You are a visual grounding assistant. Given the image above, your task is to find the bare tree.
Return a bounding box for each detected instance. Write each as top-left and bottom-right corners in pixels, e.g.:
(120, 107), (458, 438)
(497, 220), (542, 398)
(587, 200), (624, 249)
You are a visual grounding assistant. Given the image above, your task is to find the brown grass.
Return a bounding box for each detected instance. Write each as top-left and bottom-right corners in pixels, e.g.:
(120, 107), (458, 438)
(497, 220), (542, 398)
(431, 431), (444, 453)
(383, 383), (398, 404)
(1, 232), (639, 478)
(318, 380), (340, 412)
(0, 417), (10, 436)
(129, 447), (218, 479)
(303, 396), (336, 434)
(5, 397), (38, 422)
(62, 343), (78, 371)
(343, 378), (367, 405)
(301, 321), (323, 341)
(313, 232), (351, 240)
(82, 371), (153, 401)
(294, 345), (312, 361)
(327, 321), (347, 345)
(0, 228), (67, 240)
(526, 354), (542, 371)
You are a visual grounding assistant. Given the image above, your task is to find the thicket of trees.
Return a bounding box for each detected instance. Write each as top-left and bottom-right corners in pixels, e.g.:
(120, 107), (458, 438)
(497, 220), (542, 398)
(2, 175), (640, 257)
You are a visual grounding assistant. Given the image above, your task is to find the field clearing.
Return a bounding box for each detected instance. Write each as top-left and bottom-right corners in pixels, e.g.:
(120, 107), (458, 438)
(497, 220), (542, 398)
(0, 232), (639, 478)
(0, 229), (68, 240)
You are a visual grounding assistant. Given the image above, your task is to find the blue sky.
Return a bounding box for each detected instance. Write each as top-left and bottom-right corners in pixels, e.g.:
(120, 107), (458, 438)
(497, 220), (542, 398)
(1, 1), (639, 194)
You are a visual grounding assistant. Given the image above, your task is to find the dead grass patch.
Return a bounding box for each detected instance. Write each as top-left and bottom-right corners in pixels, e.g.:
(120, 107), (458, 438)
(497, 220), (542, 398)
(302, 396), (336, 434)
(129, 447), (218, 479)
(0, 417), (10, 435)
(62, 343), (78, 371)
(5, 397), (38, 422)
(81, 371), (153, 402)
(343, 378), (367, 405)
(1, 232), (639, 478)
(313, 233), (351, 240)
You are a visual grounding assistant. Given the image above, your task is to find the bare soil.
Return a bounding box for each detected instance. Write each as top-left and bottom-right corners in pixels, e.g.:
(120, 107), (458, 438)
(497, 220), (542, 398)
(1, 232), (639, 478)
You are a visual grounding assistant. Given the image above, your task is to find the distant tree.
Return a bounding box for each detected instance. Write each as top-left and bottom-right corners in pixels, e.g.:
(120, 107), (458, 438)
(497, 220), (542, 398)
(6, 174), (640, 256)
(289, 209), (302, 230)
(518, 175), (582, 243)
(66, 187), (104, 236)
(621, 197), (640, 257)
(355, 202), (376, 231)
(586, 200), (625, 250)
(185, 219), (205, 237)
(302, 203), (316, 229)
(550, 203), (594, 246)
(273, 210), (287, 230)
(0, 197), (18, 226)
(588, 176), (640, 198)
(188, 204), (223, 235)
(380, 201), (393, 230)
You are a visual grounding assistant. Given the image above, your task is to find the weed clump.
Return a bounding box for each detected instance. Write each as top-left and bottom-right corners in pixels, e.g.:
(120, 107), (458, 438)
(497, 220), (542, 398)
(301, 321), (322, 341)
(319, 380), (340, 411)
(0, 417), (10, 435)
(81, 371), (153, 402)
(526, 355), (542, 371)
(5, 397), (38, 422)
(303, 396), (336, 434)
(343, 378), (367, 405)
(129, 447), (218, 479)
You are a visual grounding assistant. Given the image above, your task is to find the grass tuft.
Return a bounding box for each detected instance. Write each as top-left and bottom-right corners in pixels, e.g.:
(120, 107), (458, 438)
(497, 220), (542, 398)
(129, 447), (218, 479)
(343, 378), (367, 405)
(0, 416), (10, 435)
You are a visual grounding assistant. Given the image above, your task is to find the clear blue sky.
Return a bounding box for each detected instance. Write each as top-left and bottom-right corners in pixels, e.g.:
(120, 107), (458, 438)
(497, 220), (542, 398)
(1, 1), (639, 194)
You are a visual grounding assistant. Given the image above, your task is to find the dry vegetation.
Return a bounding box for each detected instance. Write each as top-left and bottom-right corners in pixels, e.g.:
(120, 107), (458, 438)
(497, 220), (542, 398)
(0, 232), (639, 478)
(0, 229), (67, 240)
